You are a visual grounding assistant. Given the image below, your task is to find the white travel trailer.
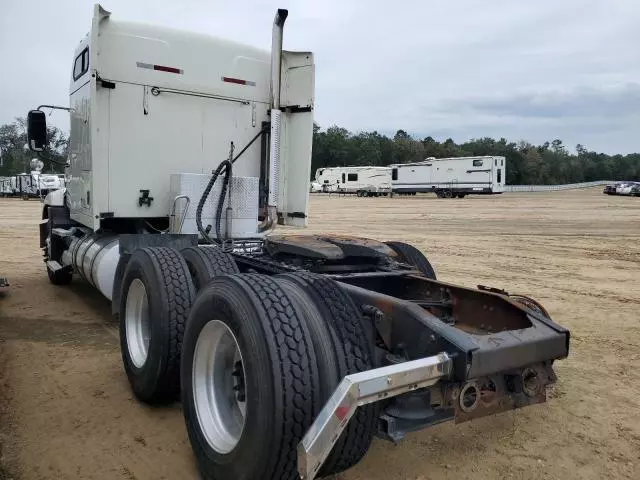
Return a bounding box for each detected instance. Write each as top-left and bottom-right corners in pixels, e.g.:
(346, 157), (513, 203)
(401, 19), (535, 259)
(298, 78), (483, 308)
(3, 171), (64, 198)
(391, 156), (506, 198)
(315, 166), (392, 196)
(0, 178), (12, 196)
(12, 173), (39, 198)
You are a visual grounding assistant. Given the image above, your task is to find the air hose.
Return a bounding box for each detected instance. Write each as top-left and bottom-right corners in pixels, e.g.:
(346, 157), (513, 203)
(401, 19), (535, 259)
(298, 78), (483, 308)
(196, 159), (232, 247)
(196, 127), (268, 247)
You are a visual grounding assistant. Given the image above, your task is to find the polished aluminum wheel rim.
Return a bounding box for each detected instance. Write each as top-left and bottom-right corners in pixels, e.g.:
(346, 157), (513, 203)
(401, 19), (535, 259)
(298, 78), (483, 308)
(125, 278), (150, 368)
(193, 320), (247, 454)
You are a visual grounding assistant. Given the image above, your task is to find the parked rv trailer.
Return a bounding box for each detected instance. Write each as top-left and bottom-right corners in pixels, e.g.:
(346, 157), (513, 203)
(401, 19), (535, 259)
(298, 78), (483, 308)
(315, 166), (392, 196)
(3, 172), (64, 199)
(13, 173), (39, 199)
(391, 156), (506, 198)
(0, 177), (13, 197)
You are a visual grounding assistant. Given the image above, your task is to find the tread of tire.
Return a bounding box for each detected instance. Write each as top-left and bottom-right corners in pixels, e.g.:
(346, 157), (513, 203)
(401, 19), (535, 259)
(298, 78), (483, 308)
(145, 246), (194, 398)
(385, 241), (436, 279)
(234, 274), (318, 480)
(280, 271), (375, 475)
(186, 246), (239, 277)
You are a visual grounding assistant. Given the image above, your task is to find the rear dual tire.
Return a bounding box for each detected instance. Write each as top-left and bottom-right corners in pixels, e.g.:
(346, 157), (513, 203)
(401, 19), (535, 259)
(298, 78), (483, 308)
(181, 245), (239, 291)
(118, 245), (236, 404)
(120, 248), (377, 478)
(181, 274), (322, 480)
(119, 247), (195, 403)
(386, 241), (437, 279)
(181, 272), (377, 480)
(277, 272), (377, 476)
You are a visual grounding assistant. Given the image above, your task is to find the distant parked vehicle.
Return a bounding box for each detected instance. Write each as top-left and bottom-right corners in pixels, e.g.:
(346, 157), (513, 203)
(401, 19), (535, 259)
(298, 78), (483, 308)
(391, 156), (505, 198)
(309, 181), (322, 193)
(34, 172), (65, 196)
(1, 178), (12, 197)
(604, 182), (640, 196)
(315, 166), (392, 196)
(616, 183), (634, 195)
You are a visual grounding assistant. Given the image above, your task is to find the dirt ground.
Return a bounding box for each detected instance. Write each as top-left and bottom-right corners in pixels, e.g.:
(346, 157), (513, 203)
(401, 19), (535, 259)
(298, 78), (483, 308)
(1, 188), (639, 480)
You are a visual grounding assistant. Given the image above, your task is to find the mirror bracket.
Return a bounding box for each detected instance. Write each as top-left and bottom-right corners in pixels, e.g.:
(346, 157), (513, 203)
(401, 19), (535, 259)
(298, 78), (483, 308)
(36, 105), (72, 112)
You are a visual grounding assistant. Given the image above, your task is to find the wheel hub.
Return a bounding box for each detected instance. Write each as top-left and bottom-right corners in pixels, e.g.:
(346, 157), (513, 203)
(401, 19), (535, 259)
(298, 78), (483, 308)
(192, 320), (247, 454)
(125, 279), (150, 368)
(232, 360), (246, 402)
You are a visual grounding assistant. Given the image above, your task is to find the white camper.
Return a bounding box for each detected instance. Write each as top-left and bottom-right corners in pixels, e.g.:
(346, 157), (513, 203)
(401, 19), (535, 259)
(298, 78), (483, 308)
(12, 173), (39, 198)
(4, 171), (64, 198)
(391, 156), (506, 198)
(315, 166), (392, 196)
(0, 178), (12, 197)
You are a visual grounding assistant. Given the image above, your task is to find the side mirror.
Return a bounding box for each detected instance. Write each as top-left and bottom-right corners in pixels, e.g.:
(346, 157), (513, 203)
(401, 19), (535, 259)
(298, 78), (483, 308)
(27, 110), (47, 152)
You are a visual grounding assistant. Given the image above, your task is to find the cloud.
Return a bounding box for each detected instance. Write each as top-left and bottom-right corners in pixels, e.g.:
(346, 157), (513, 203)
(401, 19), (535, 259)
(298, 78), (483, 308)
(448, 83), (640, 119)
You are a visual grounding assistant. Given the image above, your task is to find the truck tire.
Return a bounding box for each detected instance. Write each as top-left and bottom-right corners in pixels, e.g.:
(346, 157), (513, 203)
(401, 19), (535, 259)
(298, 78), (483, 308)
(276, 272), (376, 476)
(119, 247), (195, 403)
(181, 274), (321, 480)
(181, 246), (239, 291)
(385, 241), (437, 279)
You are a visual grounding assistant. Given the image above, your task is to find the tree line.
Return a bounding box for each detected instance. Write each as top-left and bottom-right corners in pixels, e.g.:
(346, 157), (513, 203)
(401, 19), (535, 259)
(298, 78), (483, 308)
(312, 125), (640, 185)
(2, 117), (639, 185)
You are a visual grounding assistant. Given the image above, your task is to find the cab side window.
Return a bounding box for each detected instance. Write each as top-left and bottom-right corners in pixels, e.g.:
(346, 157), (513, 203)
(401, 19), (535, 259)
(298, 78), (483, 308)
(73, 48), (90, 81)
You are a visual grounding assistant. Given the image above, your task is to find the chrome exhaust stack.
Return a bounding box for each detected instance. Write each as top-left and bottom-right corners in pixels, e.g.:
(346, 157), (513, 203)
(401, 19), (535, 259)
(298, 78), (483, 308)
(262, 8), (288, 231)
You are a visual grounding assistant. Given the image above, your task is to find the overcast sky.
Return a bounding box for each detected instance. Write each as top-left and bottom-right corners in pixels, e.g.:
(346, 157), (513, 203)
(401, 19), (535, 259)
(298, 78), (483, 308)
(1, 0), (639, 153)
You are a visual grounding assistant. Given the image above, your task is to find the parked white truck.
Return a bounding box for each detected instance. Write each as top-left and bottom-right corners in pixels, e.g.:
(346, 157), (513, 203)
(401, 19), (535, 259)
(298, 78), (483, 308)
(34, 172), (65, 196)
(27, 5), (568, 480)
(315, 166), (392, 196)
(392, 156), (506, 198)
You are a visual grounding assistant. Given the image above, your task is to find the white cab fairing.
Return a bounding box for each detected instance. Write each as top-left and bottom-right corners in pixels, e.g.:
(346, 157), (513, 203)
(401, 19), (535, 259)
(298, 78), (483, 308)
(65, 4), (314, 231)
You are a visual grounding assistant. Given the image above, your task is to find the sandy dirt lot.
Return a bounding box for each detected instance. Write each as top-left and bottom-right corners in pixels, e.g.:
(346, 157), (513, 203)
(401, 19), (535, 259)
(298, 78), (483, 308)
(1, 188), (639, 480)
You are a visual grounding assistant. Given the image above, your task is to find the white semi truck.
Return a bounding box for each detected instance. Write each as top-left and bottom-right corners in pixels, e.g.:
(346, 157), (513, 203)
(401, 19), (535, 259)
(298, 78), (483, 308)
(27, 5), (569, 480)
(315, 166), (392, 196)
(392, 156), (506, 198)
